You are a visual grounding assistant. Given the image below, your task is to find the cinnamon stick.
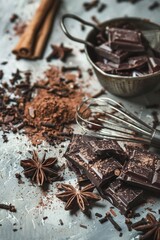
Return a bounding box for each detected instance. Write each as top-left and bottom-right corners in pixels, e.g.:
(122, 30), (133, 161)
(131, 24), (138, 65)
(12, 0), (60, 59)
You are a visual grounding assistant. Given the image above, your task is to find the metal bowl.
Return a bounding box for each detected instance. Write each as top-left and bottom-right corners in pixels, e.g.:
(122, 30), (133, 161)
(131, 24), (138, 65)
(61, 14), (160, 97)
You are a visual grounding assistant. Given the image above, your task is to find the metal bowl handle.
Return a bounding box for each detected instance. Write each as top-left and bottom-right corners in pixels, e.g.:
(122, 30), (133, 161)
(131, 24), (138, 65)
(61, 13), (100, 48)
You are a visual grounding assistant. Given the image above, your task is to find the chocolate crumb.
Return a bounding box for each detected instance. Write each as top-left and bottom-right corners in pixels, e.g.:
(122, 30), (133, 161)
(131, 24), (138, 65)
(99, 216), (108, 224)
(81, 24), (86, 31)
(79, 49), (85, 53)
(13, 229), (18, 232)
(0, 70), (3, 80)
(43, 216), (48, 220)
(149, 1), (159, 10)
(10, 14), (19, 23)
(98, 3), (107, 12)
(59, 219), (64, 225)
(80, 224), (87, 229)
(2, 134), (8, 143)
(106, 213), (122, 232)
(1, 61), (8, 65)
(15, 173), (24, 184)
(119, 232), (123, 237)
(87, 68), (93, 76)
(95, 212), (103, 218)
(83, 0), (99, 11)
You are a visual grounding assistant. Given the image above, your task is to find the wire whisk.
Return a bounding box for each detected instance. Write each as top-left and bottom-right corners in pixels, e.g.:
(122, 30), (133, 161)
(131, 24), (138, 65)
(76, 97), (160, 148)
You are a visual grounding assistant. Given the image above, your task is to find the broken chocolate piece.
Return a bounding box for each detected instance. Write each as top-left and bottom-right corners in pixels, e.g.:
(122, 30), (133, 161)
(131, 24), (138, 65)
(119, 146), (160, 193)
(102, 180), (144, 214)
(95, 43), (129, 63)
(108, 28), (145, 52)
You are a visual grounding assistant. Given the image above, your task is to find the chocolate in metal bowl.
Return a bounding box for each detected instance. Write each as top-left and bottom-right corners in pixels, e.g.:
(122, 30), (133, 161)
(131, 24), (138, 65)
(61, 14), (160, 97)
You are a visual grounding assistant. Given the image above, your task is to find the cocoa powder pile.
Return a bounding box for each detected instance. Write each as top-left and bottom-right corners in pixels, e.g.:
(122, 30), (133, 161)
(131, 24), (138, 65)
(24, 66), (84, 145)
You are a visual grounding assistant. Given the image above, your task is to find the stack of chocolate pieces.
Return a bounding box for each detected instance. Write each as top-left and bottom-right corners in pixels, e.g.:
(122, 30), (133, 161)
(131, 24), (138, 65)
(95, 25), (160, 76)
(65, 134), (156, 215)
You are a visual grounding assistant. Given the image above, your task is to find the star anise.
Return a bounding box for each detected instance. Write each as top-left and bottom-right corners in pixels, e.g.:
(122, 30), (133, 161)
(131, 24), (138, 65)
(56, 183), (101, 212)
(131, 213), (160, 240)
(20, 151), (60, 186)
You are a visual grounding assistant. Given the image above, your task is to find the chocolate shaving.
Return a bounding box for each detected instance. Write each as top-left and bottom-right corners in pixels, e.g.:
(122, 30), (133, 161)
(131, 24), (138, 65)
(83, 0), (99, 11)
(149, 1), (159, 10)
(106, 213), (122, 232)
(59, 219), (64, 225)
(80, 224), (87, 229)
(0, 70), (3, 80)
(98, 3), (107, 12)
(0, 204), (17, 212)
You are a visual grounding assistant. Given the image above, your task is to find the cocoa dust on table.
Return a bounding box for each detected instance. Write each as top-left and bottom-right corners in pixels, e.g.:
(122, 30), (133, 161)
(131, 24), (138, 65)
(24, 66), (84, 145)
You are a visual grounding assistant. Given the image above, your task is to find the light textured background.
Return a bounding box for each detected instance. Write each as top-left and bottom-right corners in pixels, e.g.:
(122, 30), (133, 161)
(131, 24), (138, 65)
(0, 0), (160, 239)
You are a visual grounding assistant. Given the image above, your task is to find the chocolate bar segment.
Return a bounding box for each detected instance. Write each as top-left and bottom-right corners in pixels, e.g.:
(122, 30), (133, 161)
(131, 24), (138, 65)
(102, 180), (144, 214)
(67, 134), (127, 163)
(119, 146), (160, 193)
(83, 135), (127, 163)
(95, 42), (129, 64)
(108, 28), (145, 52)
(65, 150), (122, 188)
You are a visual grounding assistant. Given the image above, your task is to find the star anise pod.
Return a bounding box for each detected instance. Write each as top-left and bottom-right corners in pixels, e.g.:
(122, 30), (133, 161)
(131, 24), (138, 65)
(56, 183), (101, 212)
(20, 151), (60, 186)
(131, 213), (160, 240)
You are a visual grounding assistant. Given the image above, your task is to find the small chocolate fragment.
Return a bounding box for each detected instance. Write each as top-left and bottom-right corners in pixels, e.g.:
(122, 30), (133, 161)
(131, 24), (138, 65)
(95, 212), (103, 218)
(99, 215), (108, 224)
(95, 43), (129, 64)
(0, 70), (3, 79)
(10, 13), (19, 23)
(102, 180), (144, 214)
(106, 212), (122, 231)
(148, 1), (159, 10)
(0, 204), (16, 212)
(98, 3), (107, 12)
(80, 224), (87, 229)
(83, 0), (99, 11)
(119, 146), (160, 193)
(108, 28), (145, 52)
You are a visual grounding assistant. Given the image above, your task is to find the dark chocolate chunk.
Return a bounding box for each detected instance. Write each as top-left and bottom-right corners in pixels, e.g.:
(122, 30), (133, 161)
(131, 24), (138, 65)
(66, 151), (122, 188)
(119, 146), (160, 193)
(108, 28), (145, 52)
(95, 43), (129, 63)
(102, 180), (144, 214)
(83, 135), (127, 163)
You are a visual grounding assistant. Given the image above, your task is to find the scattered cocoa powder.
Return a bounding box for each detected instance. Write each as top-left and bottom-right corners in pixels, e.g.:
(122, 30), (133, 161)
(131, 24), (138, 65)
(24, 66), (84, 145)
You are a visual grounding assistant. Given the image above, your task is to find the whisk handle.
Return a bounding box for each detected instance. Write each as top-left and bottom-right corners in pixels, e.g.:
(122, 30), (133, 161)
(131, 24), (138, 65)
(151, 129), (160, 148)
